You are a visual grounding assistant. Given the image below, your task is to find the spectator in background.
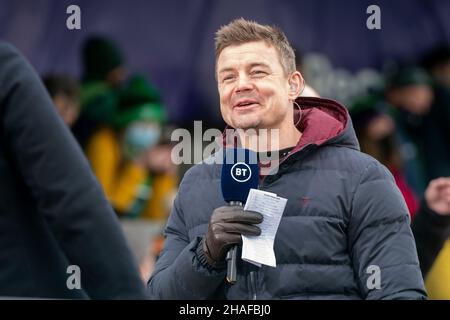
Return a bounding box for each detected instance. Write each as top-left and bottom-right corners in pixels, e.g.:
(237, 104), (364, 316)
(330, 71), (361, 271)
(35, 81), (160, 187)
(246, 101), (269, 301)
(412, 177), (450, 299)
(351, 98), (419, 217)
(43, 74), (80, 128)
(85, 74), (177, 282)
(384, 67), (446, 194)
(422, 45), (450, 90)
(85, 74), (177, 221)
(351, 99), (450, 299)
(72, 35), (126, 149)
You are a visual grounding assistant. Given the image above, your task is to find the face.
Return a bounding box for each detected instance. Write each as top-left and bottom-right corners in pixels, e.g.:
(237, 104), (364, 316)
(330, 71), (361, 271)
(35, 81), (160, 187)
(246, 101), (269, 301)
(217, 41), (299, 131)
(432, 61), (450, 88)
(366, 114), (395, 141)
(122, 121), (162, 160)
(53, 94), (80, 127)
(388, 85), (434, 115)
(107, 66), (127, 88)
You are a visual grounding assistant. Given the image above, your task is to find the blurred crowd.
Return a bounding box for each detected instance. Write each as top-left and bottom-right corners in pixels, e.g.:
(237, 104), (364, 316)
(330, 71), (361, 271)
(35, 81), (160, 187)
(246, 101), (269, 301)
(40, 35), (450, 298)
(349, 46), (450, 299)
(43, 36), (177, 282)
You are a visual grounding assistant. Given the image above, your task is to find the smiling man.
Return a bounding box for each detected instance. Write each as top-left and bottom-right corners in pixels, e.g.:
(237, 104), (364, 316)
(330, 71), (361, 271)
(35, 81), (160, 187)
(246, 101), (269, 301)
(148, 18), (426, 300)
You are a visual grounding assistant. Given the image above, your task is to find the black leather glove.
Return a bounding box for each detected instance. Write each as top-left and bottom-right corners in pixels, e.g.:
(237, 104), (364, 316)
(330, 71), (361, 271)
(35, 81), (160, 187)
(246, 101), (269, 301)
(202, 205), (263, 267)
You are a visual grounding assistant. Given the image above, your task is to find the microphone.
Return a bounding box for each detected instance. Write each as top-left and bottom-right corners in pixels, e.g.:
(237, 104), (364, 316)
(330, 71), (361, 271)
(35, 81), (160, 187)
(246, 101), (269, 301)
(221, 148), (259, 284)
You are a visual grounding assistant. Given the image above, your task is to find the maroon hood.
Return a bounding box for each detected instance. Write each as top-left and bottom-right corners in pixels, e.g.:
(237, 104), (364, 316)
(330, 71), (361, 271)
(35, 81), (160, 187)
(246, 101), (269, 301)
(291, 96), (357, 152)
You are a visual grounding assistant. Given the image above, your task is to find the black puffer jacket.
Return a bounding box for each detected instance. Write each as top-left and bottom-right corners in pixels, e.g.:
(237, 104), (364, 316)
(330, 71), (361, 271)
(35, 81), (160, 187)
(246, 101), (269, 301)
(0, 42), (145, 299)
(148, 97), (427, 300)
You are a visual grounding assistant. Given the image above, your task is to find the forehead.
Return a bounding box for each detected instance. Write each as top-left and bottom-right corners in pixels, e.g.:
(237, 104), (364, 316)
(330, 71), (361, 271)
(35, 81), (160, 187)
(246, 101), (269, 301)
(217, 41), (282, 71)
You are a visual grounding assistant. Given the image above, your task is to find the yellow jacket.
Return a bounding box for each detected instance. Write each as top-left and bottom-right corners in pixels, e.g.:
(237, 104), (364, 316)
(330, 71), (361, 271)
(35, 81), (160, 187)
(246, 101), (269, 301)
(86, 127), (177, 220)
(425, 239), (450, 299)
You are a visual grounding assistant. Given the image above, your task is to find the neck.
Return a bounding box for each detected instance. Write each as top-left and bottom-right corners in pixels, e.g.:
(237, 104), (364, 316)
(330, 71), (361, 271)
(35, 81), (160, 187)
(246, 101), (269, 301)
(237, 125), (302, 152)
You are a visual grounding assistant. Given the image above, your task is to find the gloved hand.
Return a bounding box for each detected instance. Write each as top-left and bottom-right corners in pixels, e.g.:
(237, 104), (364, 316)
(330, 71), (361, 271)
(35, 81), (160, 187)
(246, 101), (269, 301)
(202, 205), (263, 267)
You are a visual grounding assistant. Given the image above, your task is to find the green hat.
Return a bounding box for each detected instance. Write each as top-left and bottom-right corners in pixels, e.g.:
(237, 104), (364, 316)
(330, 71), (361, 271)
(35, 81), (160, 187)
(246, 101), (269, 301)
(114, 75), (166, 127)
(82, 36), (124, 81)
(386, 67), (432, 89)
(350, 95), (383, 132)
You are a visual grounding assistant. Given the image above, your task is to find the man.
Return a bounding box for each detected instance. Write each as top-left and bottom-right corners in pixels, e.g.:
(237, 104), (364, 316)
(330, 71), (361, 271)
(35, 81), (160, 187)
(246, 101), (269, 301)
(422, 45), (450, 90)
(72, 35), (127, 149)
(383, 67), (437, 195)
(148, 19), (426, 299)
(0, 42), (145, 298)
(43, 74), (80, 128)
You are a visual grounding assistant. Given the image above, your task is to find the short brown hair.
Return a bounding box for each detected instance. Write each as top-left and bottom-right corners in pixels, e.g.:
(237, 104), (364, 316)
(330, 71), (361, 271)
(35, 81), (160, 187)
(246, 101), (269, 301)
(42, 74), (79, 101)
(215, 18), (296, 76)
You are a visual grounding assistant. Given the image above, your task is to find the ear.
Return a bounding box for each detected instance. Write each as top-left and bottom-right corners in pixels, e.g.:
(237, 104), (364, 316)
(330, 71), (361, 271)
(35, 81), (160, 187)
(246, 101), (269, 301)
(288, 71), (304, 101)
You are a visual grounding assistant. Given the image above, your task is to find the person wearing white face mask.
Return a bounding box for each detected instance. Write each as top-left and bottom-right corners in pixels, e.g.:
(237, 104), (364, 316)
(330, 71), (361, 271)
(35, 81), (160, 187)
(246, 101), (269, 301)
(85, 74), (177, 221)
(123, 121), (162, 160)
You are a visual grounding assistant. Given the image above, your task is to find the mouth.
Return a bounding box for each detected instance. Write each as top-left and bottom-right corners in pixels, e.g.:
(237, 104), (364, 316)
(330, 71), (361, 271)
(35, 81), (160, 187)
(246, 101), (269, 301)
(233, 99), (260, 110)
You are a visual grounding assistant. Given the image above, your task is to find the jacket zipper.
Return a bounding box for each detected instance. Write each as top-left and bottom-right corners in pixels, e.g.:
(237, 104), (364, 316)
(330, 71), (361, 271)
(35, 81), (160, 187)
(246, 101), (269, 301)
(250, 144), (314, 300)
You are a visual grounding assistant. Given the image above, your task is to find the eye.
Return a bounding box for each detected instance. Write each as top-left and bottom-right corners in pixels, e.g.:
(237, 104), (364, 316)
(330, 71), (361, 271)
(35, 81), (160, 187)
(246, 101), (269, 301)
(222, 75), (235, 83)
(251, 70), (267, 77)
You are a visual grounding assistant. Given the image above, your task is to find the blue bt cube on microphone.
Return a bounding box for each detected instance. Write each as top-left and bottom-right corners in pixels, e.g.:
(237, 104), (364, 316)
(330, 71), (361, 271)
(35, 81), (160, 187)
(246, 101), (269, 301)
(221, 148), (259, 204)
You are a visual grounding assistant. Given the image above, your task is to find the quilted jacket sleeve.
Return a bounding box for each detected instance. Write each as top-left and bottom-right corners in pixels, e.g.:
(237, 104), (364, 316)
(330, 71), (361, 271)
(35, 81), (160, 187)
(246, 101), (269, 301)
(147, 168), (226, 299)
(348, 161), (427, 299)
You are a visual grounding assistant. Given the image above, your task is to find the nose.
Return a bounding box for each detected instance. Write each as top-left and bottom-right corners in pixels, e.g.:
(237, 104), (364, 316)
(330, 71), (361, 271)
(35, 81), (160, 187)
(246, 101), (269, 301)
(235, 74), (253, 93)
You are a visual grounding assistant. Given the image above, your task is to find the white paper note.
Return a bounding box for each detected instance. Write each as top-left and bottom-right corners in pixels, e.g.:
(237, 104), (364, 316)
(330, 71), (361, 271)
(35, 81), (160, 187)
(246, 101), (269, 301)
(242, 188), (287, 267)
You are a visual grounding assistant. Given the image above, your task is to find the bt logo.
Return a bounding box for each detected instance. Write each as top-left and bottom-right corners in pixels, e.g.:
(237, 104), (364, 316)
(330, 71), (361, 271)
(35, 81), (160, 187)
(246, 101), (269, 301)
(231, 163), (252, 182)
